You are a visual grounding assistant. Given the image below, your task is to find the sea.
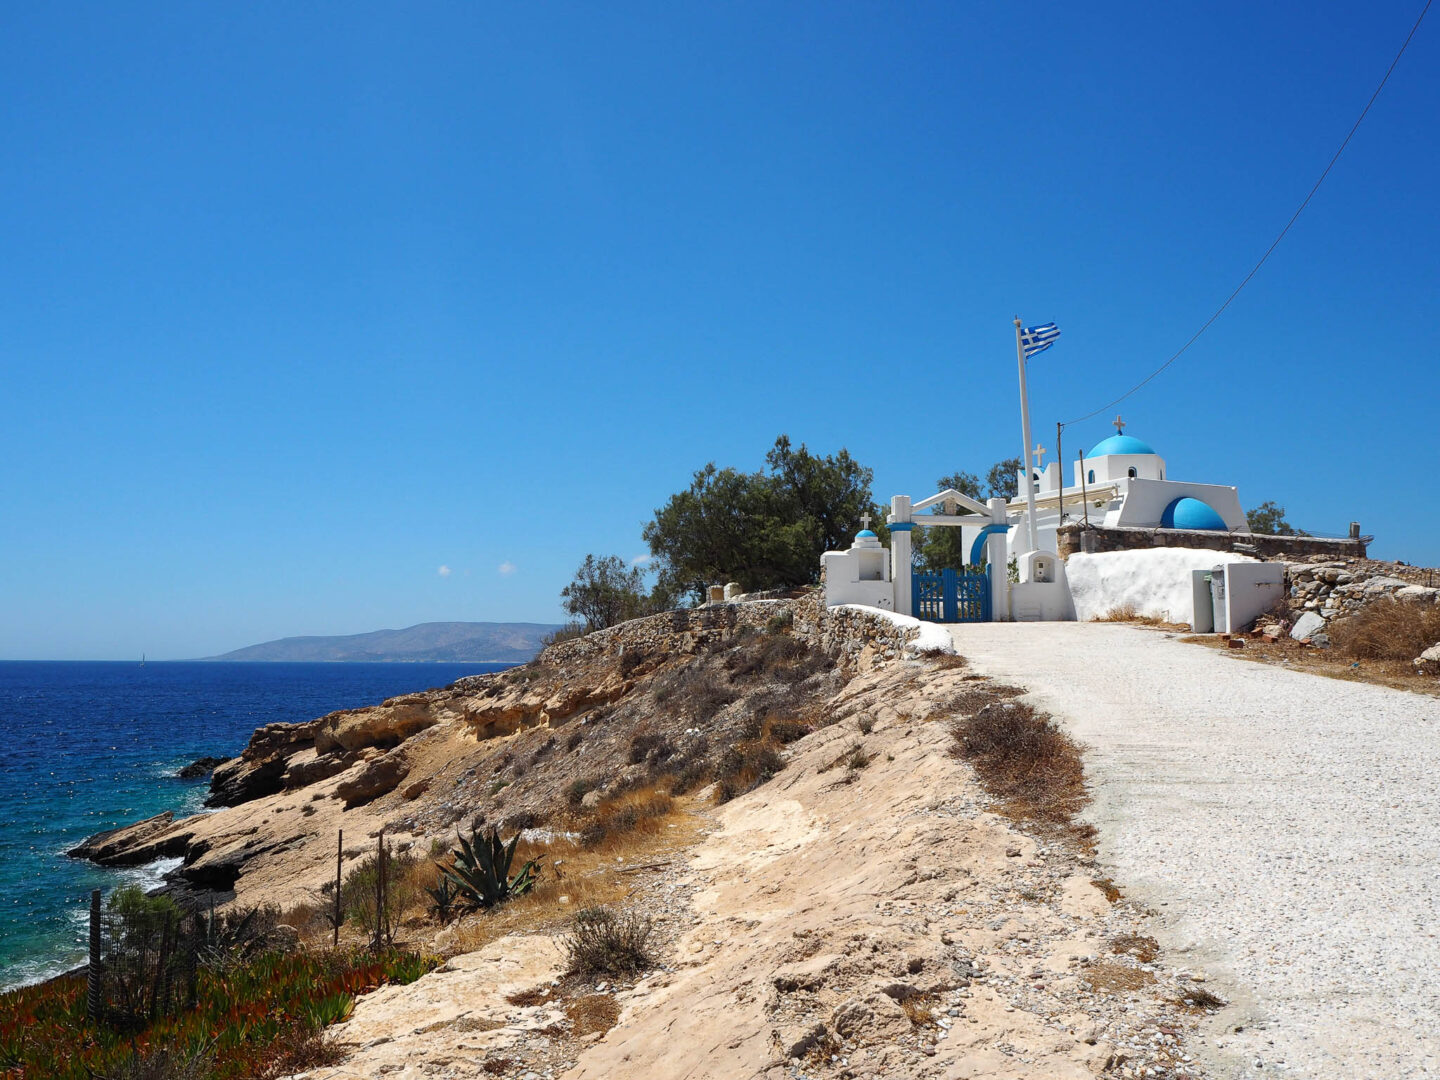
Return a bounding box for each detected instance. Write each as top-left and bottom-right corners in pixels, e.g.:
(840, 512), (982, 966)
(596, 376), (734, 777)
(0, 660), (512, 991)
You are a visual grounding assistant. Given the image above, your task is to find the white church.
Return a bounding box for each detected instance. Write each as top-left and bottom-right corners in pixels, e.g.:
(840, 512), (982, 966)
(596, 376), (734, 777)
(822, 418), (1266, 626)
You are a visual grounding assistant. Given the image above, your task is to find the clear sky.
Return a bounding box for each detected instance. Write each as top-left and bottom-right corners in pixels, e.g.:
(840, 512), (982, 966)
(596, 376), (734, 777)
(3, 2), (1437, 659)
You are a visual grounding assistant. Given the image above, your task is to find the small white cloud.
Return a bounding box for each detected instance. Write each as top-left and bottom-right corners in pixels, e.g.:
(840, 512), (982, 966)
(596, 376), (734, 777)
(630, 554), (653, 567)
(498, 561), (516, 576)
(437, 565), (452, 578)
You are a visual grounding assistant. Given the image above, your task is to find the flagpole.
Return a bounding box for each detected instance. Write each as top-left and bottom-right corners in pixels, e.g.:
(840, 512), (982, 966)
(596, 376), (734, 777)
(1014, 317), (1040, 551)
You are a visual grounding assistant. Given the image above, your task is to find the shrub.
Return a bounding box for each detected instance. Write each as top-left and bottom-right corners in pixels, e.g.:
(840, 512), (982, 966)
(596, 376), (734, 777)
(562, 907), (655, 977)
(713, 737), (785, 803)
(577, 786), (674, 848)
(950, 700), (1087, 824)
(765, 609), (794, 634)
(342, 847), (422, 945)
(566, 776), (601, 806)
(542, 622), (586, 647)
(628, 731), (677, 766)
(1329, 598), (1440, 661)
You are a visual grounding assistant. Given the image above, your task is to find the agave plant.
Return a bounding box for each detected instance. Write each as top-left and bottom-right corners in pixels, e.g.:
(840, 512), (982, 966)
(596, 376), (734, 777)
(437, 827), (538, 911)
(425, 872), (461, 923)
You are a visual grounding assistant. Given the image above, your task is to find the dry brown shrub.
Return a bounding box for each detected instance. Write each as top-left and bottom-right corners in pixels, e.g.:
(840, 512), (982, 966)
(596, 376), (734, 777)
(901, 995), (938, 1027)
(918, 649), (967, 670)
(1080, 962), (1156, 995)
(1329, 598), (1440, 661)
(1091, 877), (1122, 903)
(566, 994), (621, 1036)
(505, 985), (557, 1007)
(713, 736), (785, 802)
(1095, 603), (1165, 625)
(577, 784), (675, 848)
(950, 701), (1087, 825)
(1110, 934), (1159, 963)
(1176, 985), (1227, 1011)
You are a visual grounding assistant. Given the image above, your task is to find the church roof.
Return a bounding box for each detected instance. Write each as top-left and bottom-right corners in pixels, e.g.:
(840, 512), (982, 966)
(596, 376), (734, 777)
(1089, 433), (1156, 457)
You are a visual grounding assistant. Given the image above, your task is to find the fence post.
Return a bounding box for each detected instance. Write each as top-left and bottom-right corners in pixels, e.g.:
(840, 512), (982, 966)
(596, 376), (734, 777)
(373, 827), (386, 951)
(334, 829), (343, 949)
(87, 889), (103, 1021)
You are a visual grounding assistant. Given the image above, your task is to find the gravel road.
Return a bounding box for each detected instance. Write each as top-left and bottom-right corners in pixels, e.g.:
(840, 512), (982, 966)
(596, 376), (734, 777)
(947, 622), (1440, 1080)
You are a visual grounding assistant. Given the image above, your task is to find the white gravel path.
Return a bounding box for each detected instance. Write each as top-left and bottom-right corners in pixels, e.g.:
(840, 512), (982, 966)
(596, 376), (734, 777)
(947, 622), (1440, 1080)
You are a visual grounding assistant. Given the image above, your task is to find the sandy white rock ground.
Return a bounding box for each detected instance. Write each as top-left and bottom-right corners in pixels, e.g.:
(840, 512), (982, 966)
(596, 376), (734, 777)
(948, 622), (1440, 1080)
(292, 658), (1210, 1080)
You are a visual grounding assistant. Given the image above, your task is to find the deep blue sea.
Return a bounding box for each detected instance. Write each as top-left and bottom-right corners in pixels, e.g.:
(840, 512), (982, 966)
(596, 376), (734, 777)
(0, 660), (511, 990)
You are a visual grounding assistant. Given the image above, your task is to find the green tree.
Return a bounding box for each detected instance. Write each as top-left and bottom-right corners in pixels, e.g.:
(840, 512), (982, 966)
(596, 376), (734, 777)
(643, 436), (882, 603)
(986, 457), (1022, 500)
(561, 554), (650, 631)
(914, 471), (982, 571)
(1246, 501), (1296, 535)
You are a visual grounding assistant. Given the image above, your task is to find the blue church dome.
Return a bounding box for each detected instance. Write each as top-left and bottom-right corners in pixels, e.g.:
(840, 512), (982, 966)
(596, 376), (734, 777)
(1161, 497), (1226, 531)
(855, 529), (877, 539)
(1088, 434), (1156, 456)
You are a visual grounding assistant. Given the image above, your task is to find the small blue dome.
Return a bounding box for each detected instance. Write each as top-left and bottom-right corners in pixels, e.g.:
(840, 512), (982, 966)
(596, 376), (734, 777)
(1089, 434), (1156, 456)
(855, 529), (877, 539)
(1161, 497), (1226, 531)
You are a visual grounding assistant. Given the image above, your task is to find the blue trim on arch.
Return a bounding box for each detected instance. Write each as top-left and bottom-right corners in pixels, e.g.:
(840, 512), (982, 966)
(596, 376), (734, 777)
(887, 522), (915, 532)
(969, 524), (1012, 567)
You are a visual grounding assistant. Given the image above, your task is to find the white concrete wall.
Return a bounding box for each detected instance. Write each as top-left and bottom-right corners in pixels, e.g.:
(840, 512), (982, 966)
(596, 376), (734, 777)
(1066, 548), (1259, 623)
(1110, 478), (1247, 530)
(1081, 453), (1166, 484)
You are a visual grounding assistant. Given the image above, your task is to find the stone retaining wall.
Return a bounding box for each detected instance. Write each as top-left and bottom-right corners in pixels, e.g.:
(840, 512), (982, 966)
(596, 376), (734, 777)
(536, 589), (922, 674)
(1056, 523), (1367, 561)
(1283, 560), (1439, 619)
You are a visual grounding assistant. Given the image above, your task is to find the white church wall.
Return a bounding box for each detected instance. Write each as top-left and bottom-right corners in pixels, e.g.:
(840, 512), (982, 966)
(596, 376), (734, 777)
(1111, 479), (1247, 530)
(1066, 548), (1258, 623)
(1080, 453), (1166, 485)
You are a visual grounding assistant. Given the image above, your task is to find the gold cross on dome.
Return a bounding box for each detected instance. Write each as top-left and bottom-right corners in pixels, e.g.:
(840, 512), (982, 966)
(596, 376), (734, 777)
(1113, 414), (1125, 434)
(1033, 443), (1046, 467)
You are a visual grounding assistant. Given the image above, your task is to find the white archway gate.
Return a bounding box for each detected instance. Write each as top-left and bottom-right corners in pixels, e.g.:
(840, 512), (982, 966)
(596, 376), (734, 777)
(887, 490), (1013, 621)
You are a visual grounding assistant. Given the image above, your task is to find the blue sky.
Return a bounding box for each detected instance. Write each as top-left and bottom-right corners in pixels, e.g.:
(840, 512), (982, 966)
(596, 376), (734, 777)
(3, 2), (1437, 659)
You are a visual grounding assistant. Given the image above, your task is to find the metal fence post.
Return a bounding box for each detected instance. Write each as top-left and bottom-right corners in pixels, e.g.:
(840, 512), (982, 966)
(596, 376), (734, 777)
(87, 889), (102, 1021)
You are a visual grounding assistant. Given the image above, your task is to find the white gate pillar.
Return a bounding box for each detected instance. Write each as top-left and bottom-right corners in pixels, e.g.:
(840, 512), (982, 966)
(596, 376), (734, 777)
(987, 497), (1012, 622)
(888, 495), (914, 617)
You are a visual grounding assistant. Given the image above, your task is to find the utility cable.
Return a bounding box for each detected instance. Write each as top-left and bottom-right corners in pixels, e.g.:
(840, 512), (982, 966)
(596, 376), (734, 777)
(1061, 0), (1433, 430)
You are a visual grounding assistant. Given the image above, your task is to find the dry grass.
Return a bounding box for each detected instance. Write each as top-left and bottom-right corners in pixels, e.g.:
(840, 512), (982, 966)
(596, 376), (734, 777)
(504, 985), (557, 1007)
(575, 785), (676, 848)
(1329, 598), (1440, 661)
(900, 995), (938, 1027)
(950, 700), (1089, 828)
(1094, 603), (1166, 625)
(1110, 934), (1159, 963)
(1080, 962), (1156, 995)
(441, 796), (703, 957)
(566, 994), (620, 1037)
(1182, 632), (1440, 697)
(1175, 985), (1228, 1011)
(1091, 877), (1122, 903)
(917, 649), (967, 670)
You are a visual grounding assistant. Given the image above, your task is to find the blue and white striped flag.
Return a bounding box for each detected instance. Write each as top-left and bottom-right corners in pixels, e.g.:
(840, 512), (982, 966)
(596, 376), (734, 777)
(1021, 322), (1060, 359)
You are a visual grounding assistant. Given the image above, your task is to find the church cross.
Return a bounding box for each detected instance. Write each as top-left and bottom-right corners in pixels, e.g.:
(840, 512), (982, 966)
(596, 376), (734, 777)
(860, 512), (872, 530)
(1113, 414), (1125, 434)
(1033, 443), (1046, 467)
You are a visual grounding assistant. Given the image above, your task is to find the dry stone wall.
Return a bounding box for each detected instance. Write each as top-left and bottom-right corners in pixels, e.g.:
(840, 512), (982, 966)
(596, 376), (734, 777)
(1057, 523), (1367, 561)
(1283, 558), (1440, 619)
(535, 589), (925, 674)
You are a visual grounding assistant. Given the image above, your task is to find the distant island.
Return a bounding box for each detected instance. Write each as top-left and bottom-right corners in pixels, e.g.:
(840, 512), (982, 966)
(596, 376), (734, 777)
(201, 621), (562, 663)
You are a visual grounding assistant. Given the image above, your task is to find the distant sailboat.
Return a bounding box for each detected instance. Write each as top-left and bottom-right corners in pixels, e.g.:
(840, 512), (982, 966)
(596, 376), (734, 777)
(140, 654), (146, 667)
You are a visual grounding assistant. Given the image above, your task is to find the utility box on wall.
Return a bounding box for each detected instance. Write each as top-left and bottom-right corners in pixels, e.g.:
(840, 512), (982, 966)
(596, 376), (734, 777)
(1191, 562), (1284, 633)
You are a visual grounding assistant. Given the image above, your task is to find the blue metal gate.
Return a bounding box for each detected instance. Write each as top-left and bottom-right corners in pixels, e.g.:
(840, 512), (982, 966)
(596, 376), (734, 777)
(912, 567), (991, 623)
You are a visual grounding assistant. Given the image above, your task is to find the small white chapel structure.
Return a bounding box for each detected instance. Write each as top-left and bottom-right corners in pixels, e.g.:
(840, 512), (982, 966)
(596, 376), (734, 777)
(822, 417), (1256, 624)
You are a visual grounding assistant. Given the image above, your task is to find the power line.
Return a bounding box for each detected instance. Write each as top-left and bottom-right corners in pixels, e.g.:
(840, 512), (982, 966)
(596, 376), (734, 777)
(1062, 0), (1433, 430)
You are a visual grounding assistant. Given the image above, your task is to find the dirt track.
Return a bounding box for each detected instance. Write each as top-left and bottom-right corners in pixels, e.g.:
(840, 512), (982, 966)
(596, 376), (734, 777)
(949, 622), (1440, 1080)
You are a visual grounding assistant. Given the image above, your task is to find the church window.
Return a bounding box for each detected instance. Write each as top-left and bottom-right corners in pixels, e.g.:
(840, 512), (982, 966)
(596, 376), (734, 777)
(1127, 467), (1138, 478)
(1087, 469), (1095, 484)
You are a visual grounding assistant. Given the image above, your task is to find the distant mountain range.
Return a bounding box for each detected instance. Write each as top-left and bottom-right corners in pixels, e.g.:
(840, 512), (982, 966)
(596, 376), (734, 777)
(202, 621), (562, 663)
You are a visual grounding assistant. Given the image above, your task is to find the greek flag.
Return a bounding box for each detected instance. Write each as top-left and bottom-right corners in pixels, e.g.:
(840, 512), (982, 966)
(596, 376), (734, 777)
(1021, 322), (1060, 358)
